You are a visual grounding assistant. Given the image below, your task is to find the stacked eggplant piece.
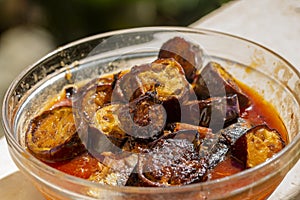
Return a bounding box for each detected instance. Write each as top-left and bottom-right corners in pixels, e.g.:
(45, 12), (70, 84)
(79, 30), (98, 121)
(25, 37), (285, 186)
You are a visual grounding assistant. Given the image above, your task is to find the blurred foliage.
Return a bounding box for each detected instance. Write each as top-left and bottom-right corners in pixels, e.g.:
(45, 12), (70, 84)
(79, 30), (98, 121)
(0, 0), (232, 45)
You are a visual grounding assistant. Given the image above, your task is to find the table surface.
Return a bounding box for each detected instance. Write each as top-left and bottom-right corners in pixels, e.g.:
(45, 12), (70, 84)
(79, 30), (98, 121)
(1, 0), (300, 199)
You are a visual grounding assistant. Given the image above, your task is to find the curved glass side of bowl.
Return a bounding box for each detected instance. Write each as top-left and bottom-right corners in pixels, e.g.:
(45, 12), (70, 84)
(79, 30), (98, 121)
(2, 27), (300, 200)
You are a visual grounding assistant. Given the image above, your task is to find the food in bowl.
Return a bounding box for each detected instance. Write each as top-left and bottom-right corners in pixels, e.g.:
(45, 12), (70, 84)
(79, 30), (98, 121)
(24, 36), (287, 187)
(3, 27), (300, 200)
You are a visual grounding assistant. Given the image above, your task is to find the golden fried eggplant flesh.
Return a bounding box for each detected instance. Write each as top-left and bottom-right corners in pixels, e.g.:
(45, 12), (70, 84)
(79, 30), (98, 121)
(231, 124), (285, 168)
(92, 104), (127, 149)
(24, 36), (288, 187)
(113, 58), (190, 104)
(112, 58), (192, 123)
(25, 106), (86, 163)
(158, 37), (203, 82)
(89, 94), (167, 154)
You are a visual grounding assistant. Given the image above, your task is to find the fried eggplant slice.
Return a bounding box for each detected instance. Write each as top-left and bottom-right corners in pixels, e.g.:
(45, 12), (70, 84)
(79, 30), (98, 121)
(88, 152), (138, 186)
(158, 37), (203, 82)
(231, 124), (285, 168)
(25, 106), (86, 162)
(182, 95), (240, 131)
(141, 58), (191, 102)
(112, 58), (191, 103)
(112, 58), (192, 123)
(112, 65), (148, 103)
(198, 118), (252, 169)
(118, 94), (167, 153)
(41, 85), (77, 111)
(118, 94), (166, 141)
(136, 139), (207, 187)
(122, 125), (207, 154)
(192, 62), (250, 108)
(77, 77), (116, 123)
(92, 104), (127, 149)
(90, 95), (167, 154)
(220, 118), (253, 145)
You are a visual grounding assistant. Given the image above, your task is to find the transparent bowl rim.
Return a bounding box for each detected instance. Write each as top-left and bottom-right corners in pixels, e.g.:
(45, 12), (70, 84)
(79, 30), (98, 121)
(2, 26), (300, 195)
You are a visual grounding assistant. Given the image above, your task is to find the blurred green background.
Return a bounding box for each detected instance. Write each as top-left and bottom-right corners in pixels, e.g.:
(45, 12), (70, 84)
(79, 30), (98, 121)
(0, 0), (232, 45)
(0, 0), (232, 137)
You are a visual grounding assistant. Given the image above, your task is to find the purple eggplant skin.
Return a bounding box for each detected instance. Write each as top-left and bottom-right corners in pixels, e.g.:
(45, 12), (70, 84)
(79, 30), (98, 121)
(192, 62), (250, 109)
(117, 94), (167, 141)
(75, 76), (117, 124)
(231, 124), (285, 168)
(181, 95), (240, 132)
(158, 37), (203, 83)
(112, 58), (191, 103)
(25, 106), (86, 163)
(112, 60), (185, 103)
(112, 58), (194, 124)
(117, 94), (167, 153)
(198, 118), (253, 169)
(136, 138), (208, 187)
(126, 119), (252, 186)
(112, 64), (149, 103)
(88, 94), (167, 154)
(85, 126), (126, 156)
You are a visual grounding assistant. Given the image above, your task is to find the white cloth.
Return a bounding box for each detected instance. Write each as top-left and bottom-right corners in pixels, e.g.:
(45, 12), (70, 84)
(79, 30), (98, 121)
(0, 137), (18, 180)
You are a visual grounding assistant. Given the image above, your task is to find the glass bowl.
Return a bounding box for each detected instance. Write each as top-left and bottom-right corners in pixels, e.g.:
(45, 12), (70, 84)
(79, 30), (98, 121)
(2, 27), (300, 200)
